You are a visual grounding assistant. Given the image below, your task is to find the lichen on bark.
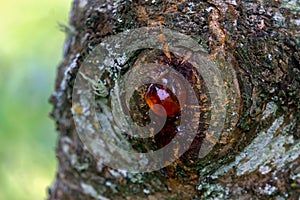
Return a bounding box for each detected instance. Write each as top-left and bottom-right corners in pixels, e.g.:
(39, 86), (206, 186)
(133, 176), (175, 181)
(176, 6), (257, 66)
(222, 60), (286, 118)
(49, 0), (300, 199)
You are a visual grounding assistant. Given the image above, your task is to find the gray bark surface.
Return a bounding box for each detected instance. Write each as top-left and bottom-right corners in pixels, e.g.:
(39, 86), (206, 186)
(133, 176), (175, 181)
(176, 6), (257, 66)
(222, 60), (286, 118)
(49, 0), (300, 199)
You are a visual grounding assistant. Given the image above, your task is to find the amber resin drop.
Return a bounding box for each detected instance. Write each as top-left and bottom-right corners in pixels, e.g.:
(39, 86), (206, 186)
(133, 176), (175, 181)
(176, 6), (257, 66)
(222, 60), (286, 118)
(145, 83), (180, 117)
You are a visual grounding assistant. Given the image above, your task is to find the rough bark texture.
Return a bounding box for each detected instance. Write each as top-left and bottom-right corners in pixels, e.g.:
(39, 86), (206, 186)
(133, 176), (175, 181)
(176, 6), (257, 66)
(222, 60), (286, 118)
(49, 0), (300, 199)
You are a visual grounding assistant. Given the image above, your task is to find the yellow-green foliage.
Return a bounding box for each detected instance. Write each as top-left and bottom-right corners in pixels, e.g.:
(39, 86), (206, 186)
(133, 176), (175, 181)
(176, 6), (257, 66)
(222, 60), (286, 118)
(0, 0), (71, 199)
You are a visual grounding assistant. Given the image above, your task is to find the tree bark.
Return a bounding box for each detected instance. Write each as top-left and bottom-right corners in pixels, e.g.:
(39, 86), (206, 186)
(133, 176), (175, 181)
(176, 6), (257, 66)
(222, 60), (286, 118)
(49, 0), (300, 199)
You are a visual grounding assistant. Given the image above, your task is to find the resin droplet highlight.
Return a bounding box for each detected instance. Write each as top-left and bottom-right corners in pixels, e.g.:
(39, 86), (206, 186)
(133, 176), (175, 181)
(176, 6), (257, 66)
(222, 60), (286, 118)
(145, 84), (180, 117)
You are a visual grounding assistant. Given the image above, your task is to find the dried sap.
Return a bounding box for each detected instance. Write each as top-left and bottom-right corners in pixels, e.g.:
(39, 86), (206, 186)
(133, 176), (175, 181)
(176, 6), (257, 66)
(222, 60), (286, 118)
(145, 83), (180, 118)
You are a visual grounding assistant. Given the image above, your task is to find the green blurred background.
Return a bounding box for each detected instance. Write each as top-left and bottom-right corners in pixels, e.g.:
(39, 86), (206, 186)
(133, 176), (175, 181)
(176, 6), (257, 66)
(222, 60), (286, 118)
(0, 0), (72, 199)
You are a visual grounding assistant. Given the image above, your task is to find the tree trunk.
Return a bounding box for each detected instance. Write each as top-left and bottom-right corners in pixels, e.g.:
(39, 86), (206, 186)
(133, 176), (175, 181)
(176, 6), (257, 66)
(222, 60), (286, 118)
(49, 0), (300, 199)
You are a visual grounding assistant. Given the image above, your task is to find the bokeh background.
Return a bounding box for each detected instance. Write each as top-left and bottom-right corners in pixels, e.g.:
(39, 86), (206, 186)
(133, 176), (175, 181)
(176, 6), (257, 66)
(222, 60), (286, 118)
(0, 0), (72, 199)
